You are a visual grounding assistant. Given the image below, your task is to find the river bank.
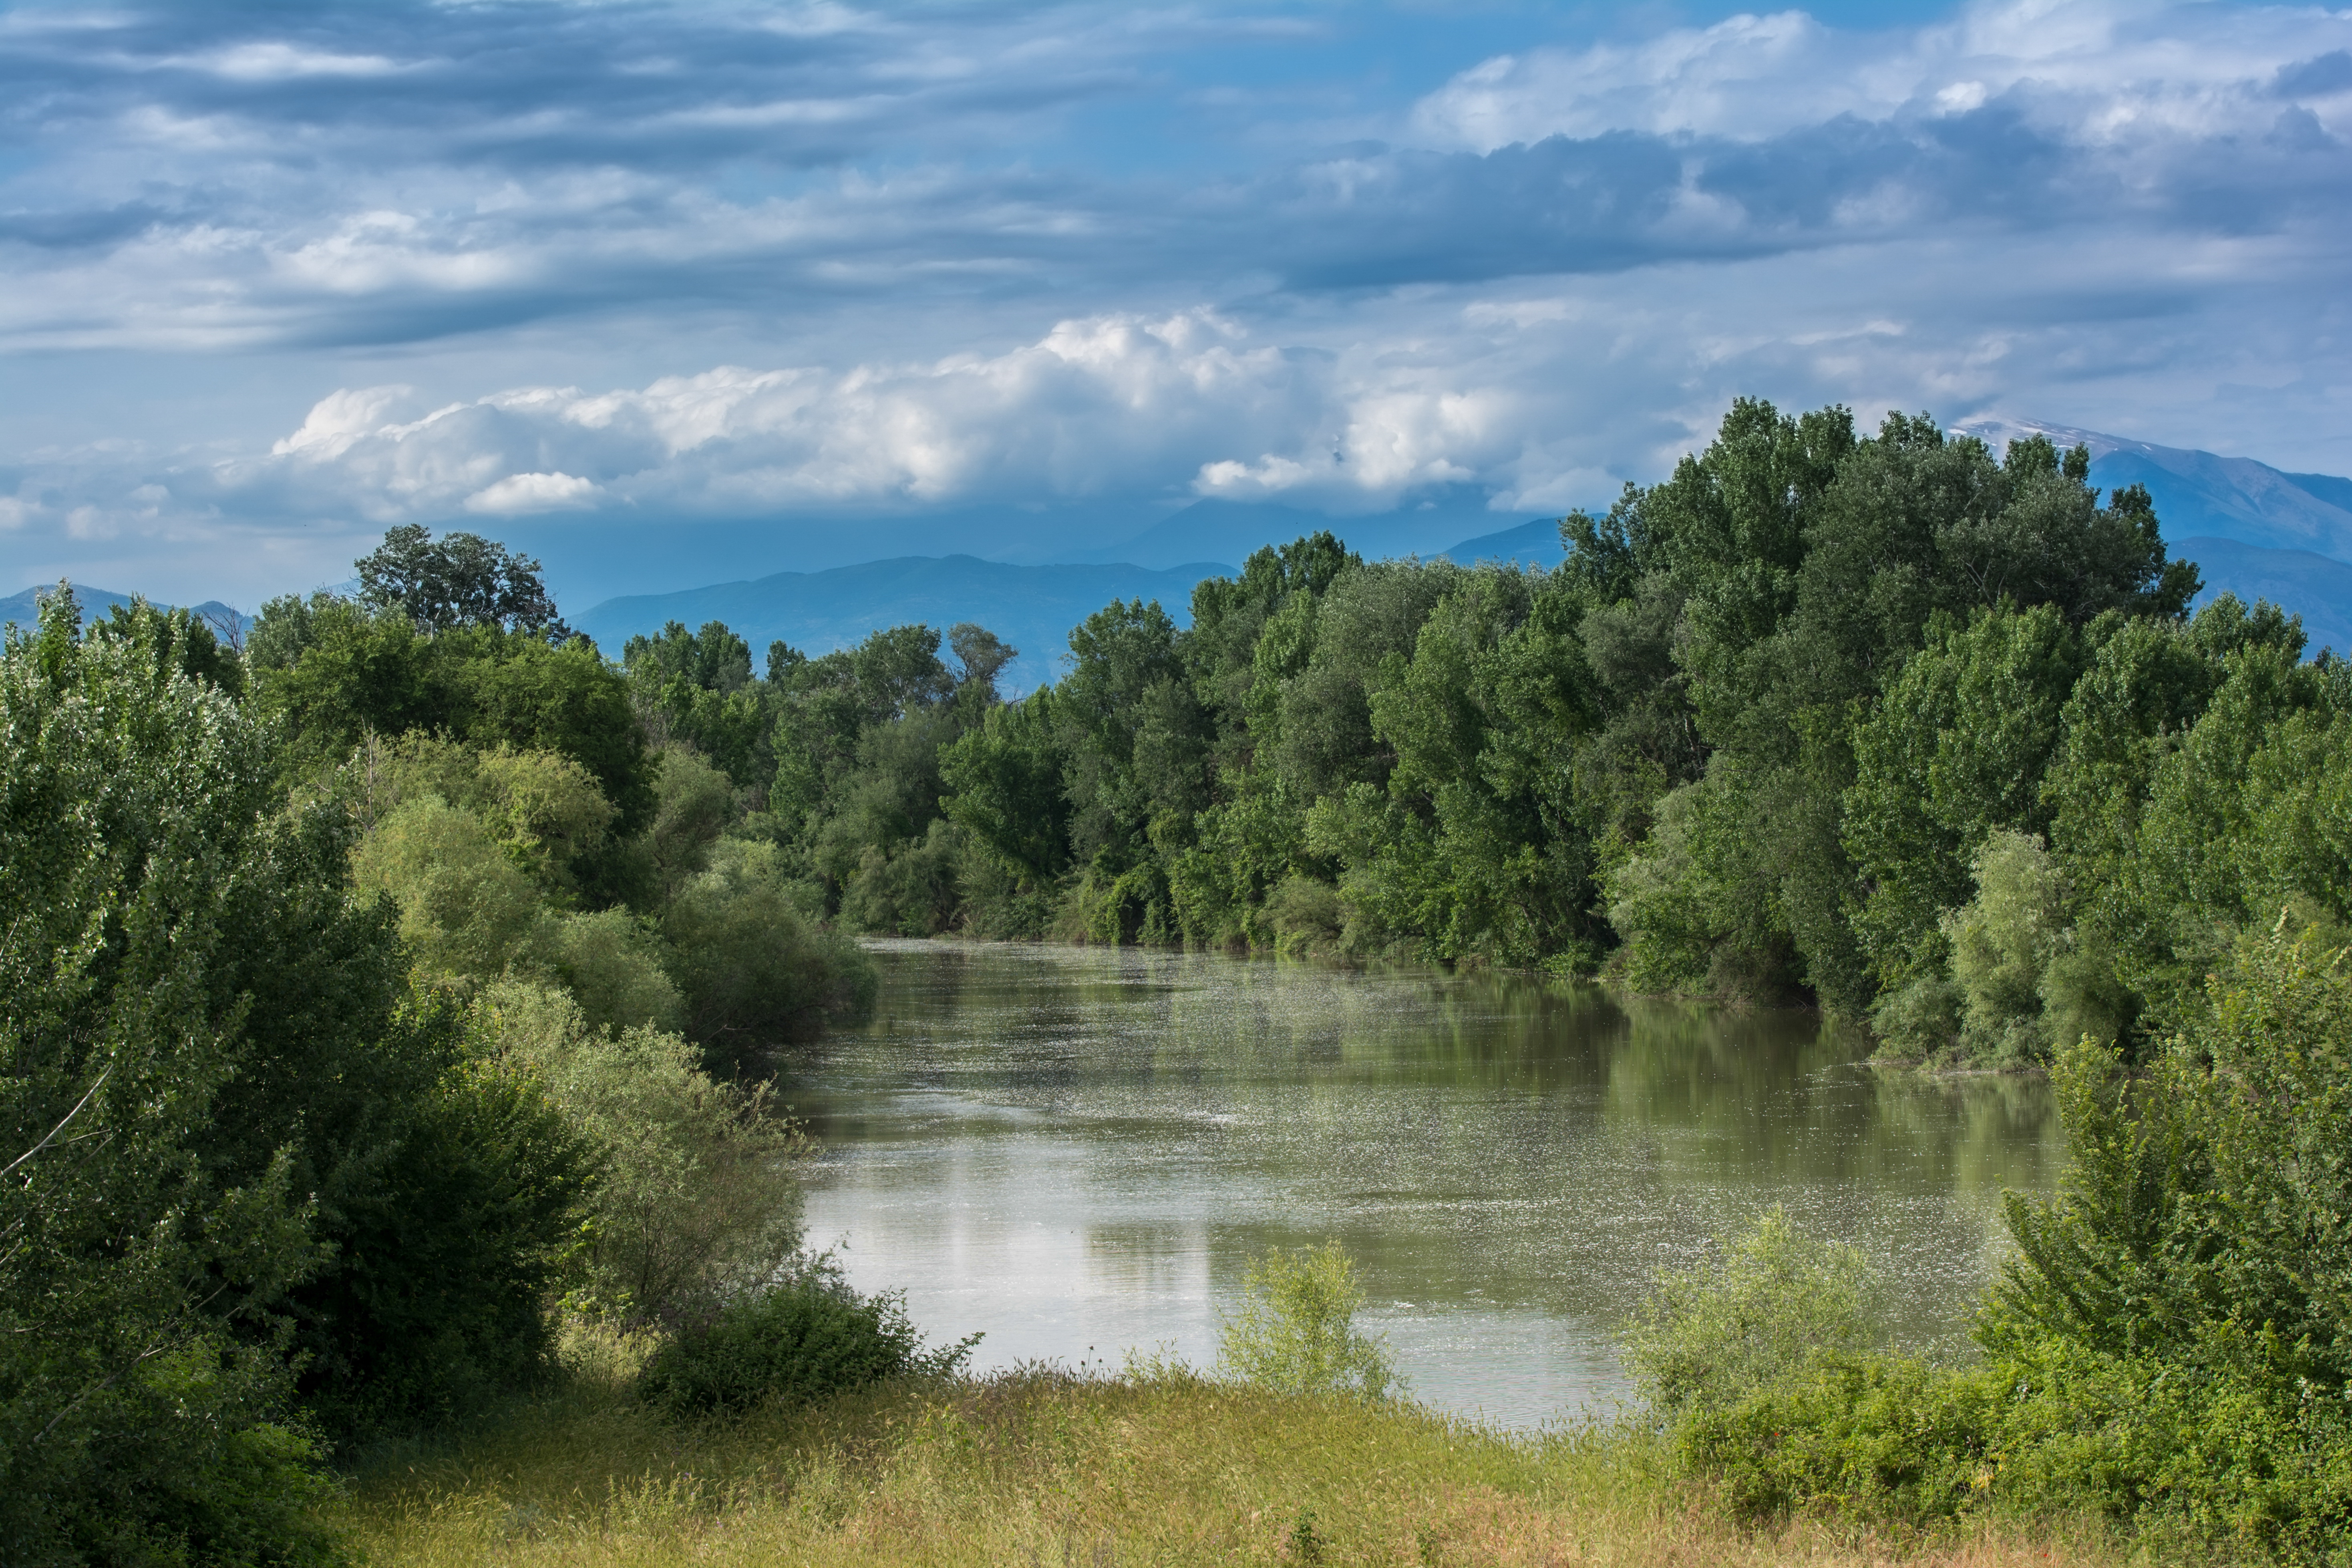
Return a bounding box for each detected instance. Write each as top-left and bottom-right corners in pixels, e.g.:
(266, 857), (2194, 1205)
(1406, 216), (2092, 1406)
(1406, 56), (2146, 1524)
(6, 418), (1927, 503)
(331, 1345), (2119, 1568)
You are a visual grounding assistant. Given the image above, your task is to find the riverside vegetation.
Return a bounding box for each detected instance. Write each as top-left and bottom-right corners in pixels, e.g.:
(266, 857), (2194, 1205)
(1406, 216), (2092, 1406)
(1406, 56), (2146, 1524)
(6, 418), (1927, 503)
(2, 399), (2346, 1563)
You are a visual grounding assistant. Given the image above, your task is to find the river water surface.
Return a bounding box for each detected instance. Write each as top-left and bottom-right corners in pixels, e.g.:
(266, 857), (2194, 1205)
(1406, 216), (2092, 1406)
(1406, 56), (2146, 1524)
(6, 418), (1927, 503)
(791, 939), (2062, 1430)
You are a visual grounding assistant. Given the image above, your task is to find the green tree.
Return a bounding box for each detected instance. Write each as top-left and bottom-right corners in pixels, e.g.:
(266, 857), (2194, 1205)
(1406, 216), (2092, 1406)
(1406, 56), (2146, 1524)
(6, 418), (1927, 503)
(661, 840), (877, 1075)
(940, 687), (1071, 934)
(356, 522), (571, 639)
(249, 604), (655, 847)
(1844, 604), (2090, 983)
(0, 588), (338, 1562)
(624, 620), (769, 788)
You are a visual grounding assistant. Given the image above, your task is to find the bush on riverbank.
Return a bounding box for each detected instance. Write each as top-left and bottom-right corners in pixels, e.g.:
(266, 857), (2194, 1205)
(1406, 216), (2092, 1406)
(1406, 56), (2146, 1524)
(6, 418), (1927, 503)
(638, 1265), (978, 1418)
(1641, 924), (2352, 1563)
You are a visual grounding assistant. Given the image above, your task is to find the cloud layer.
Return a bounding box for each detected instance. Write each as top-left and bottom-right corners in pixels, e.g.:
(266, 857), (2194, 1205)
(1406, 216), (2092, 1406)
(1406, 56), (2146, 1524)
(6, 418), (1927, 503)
(3, 0), (2350, 603)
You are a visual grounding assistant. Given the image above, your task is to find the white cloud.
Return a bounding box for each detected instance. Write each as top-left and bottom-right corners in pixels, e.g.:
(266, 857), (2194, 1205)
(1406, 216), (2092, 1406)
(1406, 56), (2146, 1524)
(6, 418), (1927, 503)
(272, 385), (418, 456)
(464, 471), (601, 514)
(224, 310), (1561, 524)
(196, 42), (406, 81)
(1409, 0), (2352, 152)
(244, 312), (1359, 517)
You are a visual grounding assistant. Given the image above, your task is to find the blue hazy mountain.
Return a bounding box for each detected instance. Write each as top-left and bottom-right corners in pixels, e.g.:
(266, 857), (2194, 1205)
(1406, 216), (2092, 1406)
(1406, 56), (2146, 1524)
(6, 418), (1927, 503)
(1064, 495), (1521, 571)
(572, 555), (1232, 693)
(0, 583), (245, 634)
(1958, 418), (2352, 557)
(1438, 516), (1564, 568)
(1956, 419), (2352, 654)
(2165, 538), (2352, 656)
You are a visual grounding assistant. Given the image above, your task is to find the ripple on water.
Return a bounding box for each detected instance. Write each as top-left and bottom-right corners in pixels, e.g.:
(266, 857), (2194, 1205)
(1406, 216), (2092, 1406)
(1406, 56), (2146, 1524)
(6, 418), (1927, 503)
(789, 938), (2063, 1431)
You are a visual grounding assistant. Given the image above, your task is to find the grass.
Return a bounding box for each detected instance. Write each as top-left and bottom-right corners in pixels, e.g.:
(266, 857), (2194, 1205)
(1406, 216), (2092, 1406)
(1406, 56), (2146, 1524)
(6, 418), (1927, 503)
(332, 1332), (2125, 1567)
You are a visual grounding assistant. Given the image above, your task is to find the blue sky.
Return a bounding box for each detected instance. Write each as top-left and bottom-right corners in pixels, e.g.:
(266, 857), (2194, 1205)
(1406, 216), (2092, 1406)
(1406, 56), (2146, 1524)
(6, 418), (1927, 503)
(2, 0), (2348, 608)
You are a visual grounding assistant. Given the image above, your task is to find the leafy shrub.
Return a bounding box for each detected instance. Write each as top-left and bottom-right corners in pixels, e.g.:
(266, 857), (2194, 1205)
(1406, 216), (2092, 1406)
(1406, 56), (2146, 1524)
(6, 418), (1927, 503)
(1869, 830), (2134, 1067)
(1215, 1243), (1398, 1400)
(838, 816), (965, 936)
(1679, 930), (2352, 1560)
(1265, 873), (1345, 958)
(540, 906), (684, 1035)
(1867, 972), (1967, 1062)
(1603, 763), (1799, 1000)
(294, 997), (595, 1431)
(662, 839), (876, 1073)
(481, 982), (805, 1322)
(350, 793), (545, 984)
(1680, 1328), (2352, 1559)
(645, 743), (735, 903)
(637, 1267), (977, 1418)
(340, 732), (619, 901)
(1621, 1206), (1879, 1417)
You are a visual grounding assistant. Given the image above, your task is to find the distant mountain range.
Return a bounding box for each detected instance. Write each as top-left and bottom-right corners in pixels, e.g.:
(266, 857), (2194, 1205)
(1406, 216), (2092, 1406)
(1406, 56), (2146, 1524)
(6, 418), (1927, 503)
(571, 556), (1233, 694)
(1064, 494), (1513, 571)
(0, 583), (245, 636)
(18, 425), (2352, 678)
(2164, 539), (2352, 654)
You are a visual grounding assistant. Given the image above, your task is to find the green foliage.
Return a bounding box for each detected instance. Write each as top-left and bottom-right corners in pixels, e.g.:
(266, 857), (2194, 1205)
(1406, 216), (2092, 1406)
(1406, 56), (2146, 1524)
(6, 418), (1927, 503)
(356, 522), (570, 640)
(624, 620), (770, 788)
(351, 794), (548, 984)
(661, 839), (877, 1073)
(636, 1267), (978, 1419)
(294, 992), (595, 1431)
(1844, 605), (2088, 985)
(1603, 759), (1797, 997)
(940, 687), (1070, 906)
(0, 586), (339, 1562)
(644, 743), (737, 904)
(1214, 1243), (1399, 1401)
(541, 906), (685, 1036)
(0, 587), (604, 1559)
(1621, 1207), (1879, 1417)
(90, 592), (249, 698)
(1868, 829), (2132, 1067)
(1263, 872), (1346, 958)
(1676, 929), (2352, 1560)
(480, 984), (805, 1322)
(248, 599), (654, 839)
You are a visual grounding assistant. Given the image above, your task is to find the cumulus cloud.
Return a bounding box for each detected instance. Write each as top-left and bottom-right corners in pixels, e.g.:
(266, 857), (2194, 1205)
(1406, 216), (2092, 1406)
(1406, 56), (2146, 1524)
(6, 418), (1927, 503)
(464, 471), (601, 514)
(4, 0), (2352, 607)
(225, 312), (1429, 520)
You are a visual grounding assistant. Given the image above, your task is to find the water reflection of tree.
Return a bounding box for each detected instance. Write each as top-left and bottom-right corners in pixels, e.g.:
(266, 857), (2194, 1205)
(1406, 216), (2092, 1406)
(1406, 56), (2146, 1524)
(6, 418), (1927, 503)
(811, 944), (2062, 1346)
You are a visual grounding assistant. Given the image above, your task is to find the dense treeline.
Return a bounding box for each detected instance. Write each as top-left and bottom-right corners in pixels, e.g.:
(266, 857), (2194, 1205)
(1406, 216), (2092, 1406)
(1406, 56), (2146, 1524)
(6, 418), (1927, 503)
(664, 399), (2345, 1071)
(7, 403), (2349, 1563)
(0, 527), (899, 1562)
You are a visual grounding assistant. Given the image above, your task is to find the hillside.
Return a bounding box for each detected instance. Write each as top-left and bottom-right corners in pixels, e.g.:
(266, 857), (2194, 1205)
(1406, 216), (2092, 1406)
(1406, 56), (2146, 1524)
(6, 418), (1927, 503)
(0, 583), (245, 634)
(573, 555), (1231, 692)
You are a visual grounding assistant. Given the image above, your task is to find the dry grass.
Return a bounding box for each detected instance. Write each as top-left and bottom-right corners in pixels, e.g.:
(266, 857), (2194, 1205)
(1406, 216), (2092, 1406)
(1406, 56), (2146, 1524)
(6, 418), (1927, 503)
(331, 1334), (2123, 1568)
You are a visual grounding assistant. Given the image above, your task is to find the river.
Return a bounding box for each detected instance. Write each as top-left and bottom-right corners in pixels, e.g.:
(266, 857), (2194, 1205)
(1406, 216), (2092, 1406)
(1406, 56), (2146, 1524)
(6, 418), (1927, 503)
(790, 938), (2063, 1430)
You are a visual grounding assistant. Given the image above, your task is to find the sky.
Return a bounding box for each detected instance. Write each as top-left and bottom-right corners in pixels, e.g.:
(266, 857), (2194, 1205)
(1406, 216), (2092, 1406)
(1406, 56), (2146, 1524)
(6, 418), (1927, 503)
(3, 0), (2350, 610)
